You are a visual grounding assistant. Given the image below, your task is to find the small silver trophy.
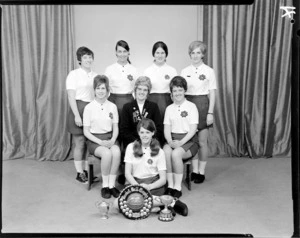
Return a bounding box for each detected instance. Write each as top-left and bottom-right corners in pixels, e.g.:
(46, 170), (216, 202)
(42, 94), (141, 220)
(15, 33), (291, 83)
(158, 195), (174, 222)
(95, 201), (111, 219)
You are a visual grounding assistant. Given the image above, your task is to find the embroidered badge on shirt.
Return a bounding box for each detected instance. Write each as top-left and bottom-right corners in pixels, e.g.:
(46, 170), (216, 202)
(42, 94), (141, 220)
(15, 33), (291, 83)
(165, 74), (170, 80)
(199, 74), (206, 80)
(109, 112), (113, 119)
(127, 74), (134, 81)
(181, 111), (188, 117)
(147, 159), (153, 165)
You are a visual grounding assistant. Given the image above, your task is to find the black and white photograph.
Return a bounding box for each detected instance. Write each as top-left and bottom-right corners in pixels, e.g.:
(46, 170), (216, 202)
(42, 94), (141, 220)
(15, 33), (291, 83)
(1, 1), (299, 237)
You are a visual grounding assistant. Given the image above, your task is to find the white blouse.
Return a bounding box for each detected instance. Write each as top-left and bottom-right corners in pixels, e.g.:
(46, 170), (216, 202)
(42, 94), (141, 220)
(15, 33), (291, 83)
(164, 99), (199, 133)
(144, 63), (177, 93)
(66, 67), (97, 102)
(105, 62), (138, 94)
(124, 143), (166, 179)
(180, 63), (217, 95)
(83, 99), (118, 134)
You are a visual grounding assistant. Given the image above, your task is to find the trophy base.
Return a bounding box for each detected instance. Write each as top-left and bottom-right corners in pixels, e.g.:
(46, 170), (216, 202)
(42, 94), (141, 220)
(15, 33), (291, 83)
(158, 211), (174, 222)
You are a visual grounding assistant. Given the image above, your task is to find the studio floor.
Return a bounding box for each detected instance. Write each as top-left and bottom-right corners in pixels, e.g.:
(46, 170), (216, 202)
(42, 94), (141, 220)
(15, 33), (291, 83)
(1, 156), (293, 237)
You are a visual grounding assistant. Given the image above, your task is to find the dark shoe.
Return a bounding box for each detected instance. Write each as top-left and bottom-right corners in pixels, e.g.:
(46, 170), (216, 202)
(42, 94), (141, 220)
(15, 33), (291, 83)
(164, 187), (174, 196)
(101, 187), (111, 199)
(194, 174), (205, 184)
(109, 187), (120, 198)
(117, 174), (126, 185)
(173, 199), (188, 216)
(76, 172), (88, 184)
(191, 172), (198, 181)
(83, 170), (98, 181)
(167, 206), (177, 217)
(172, 189), (182, 199)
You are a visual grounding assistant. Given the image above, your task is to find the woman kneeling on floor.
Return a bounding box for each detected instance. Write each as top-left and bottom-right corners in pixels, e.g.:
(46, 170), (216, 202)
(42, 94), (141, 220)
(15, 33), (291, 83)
(114, 118), (188, 216)
(83, 75), (121, 199)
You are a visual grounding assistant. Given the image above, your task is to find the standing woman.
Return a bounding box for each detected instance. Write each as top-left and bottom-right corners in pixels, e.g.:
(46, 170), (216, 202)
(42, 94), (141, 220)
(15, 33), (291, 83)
(181, 41), (217, 184)
(105, 40), (139, 138)
(66, 46), (97, 183)
(83, 75), (121, 199)
(144, 41), (177, 122)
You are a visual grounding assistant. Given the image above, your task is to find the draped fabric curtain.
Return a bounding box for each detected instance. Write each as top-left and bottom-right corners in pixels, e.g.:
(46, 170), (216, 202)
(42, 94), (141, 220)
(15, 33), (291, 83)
(199, 0), (292, 158)
(2, 5), (76, 161)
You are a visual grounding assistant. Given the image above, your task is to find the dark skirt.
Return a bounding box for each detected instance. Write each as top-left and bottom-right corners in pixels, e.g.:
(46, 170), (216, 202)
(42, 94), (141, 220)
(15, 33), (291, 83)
(171, 133), (199, 157)
(67, 100), (89, 135)
(134, 175), (166, 196)
(86, 132), (114, 155)
(108, 93), (134, 116)
(186, 95), (213, 130)
(148, 93), (172, 121)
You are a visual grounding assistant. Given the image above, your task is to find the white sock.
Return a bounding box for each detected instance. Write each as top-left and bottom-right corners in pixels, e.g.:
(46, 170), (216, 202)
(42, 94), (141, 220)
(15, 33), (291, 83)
(173, 173), (183, 191)
(83, 160), (89, 171)
(102, 175), (109, 188)
(74, 161), (83, 173)
(167, 173), (174, 188)
(108, 175), (117, 188)
(199, 161), (207, 175)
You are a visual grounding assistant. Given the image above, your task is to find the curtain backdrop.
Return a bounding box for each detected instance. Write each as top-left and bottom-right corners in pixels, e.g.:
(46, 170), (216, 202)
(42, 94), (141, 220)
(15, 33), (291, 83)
(2, 5), (75, 161)
(201, 0), (292, 158)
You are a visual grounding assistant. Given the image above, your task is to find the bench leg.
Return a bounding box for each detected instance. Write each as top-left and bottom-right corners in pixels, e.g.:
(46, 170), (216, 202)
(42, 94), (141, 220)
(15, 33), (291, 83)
(185, 163), (191, 190)
(88, 164), (94, 191)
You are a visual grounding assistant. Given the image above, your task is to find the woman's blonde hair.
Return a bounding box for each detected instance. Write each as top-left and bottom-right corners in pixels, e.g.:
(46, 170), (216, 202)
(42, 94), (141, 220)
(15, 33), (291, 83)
(188, 41), (207, 56)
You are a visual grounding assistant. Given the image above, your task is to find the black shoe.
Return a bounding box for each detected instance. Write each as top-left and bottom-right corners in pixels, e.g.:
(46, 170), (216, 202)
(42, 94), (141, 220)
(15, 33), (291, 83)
(167, 206), (177, 217)
(117, 174), (126, 185)
(191, 172), (198, 181)
(109, 187), (120, 198)
(164, 187), (174, 196)
(76, 172), (88, 184)
(194, 174), (205, 184)
(173, 199), (188, 216)
(172, 189), (182, 198)
(101, 187), (111, 199)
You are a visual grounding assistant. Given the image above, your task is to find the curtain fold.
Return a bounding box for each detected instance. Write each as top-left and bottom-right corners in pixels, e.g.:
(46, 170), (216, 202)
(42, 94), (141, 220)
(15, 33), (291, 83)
(2, 5), (76, 161)
(202, 0), (292, 158)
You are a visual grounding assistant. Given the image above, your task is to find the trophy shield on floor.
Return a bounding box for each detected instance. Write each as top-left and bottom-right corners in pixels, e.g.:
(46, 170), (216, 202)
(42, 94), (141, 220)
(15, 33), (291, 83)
(95, 201), (111, 219)
(158, 195), (174, 222)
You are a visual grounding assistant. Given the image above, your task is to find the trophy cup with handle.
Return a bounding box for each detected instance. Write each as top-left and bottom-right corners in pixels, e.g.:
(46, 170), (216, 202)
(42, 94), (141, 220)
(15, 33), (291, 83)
(95, 201), (111, 219)
(158, 195), (174, 221)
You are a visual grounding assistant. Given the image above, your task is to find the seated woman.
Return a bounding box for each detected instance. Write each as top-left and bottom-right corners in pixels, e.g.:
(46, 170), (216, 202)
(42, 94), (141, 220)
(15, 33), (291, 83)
(83, 75), (121, 199)
(120, 118), (188, 216)
(120, 76), (164, 149)
(163, 76), (199, 199)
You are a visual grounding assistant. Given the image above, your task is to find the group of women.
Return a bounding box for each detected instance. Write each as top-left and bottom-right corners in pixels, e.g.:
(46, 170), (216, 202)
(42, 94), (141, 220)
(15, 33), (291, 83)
(65, 40), (217, 209)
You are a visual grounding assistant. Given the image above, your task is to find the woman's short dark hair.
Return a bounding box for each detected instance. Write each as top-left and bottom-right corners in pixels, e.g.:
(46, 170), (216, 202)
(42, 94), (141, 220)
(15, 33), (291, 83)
(133, 118), (160, 157)
(93, 75), (110, 92)
(152, 41), (168, 57)
(115, 40), (131, 64)
(76, 46), (94, 64)
(169, 76), (187, 92)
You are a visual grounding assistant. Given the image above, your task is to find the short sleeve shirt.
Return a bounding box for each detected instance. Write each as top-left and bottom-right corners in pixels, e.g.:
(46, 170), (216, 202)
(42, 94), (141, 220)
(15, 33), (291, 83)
(83, 99), (119, 134)
(105, 62), (138, 94)
(180, 63), (217, 95)
(124, 143), (166, 179)
(65, 67), (97, 102)
(163, 99), (199, 133)
(144, 63), (177, 93)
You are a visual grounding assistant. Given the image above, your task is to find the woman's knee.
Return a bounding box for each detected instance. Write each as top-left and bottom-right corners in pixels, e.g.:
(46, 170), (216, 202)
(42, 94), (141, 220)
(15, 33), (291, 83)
(95, 147), (112, 159)
(73, 135), (86, 149)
